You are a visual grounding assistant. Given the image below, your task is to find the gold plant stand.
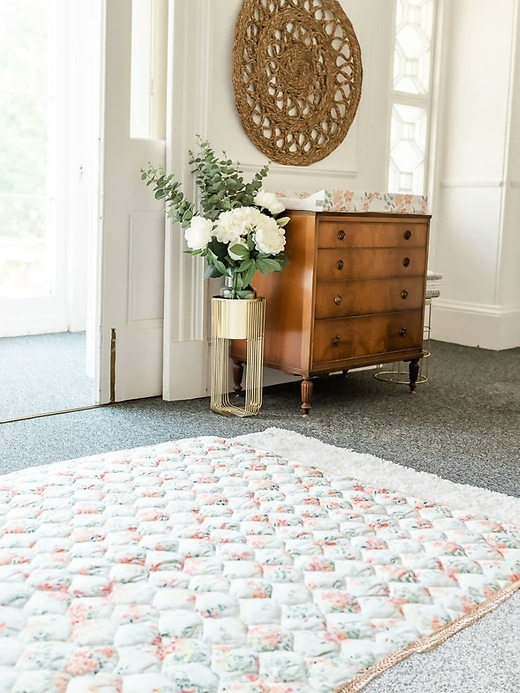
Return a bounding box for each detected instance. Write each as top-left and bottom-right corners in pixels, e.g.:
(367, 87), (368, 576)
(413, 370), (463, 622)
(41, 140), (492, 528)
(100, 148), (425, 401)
(210, 297), (265, 416)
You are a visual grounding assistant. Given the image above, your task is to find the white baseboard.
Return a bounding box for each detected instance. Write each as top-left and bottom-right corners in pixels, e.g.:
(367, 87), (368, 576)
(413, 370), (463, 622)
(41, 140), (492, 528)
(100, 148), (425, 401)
(431, 300), (520, 350)
(0, 318), (70, 338)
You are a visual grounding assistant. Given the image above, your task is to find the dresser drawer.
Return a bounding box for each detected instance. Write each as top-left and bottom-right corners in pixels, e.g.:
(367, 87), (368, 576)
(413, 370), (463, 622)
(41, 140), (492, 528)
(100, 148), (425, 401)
(316, 247), (427, 280)
(312, 311), (423, 365)
(234, 209), (431, 412)
(315, 276), (424, 319)
(317, 220), (427, 249)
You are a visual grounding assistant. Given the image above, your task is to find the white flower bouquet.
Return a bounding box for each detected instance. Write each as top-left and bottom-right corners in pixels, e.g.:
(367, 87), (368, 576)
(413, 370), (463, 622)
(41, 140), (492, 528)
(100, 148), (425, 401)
(142, 139), (289, 299)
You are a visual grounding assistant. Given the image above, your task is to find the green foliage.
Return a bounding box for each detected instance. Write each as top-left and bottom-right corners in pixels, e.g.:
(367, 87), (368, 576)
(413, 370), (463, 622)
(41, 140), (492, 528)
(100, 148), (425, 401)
(141, 137), (270, 229)
(141, 137), (289, 298)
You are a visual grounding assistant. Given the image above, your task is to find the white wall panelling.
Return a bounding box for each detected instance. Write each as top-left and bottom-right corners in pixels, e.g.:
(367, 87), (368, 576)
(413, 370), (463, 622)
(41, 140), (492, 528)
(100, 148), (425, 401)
(162, 0), (211, 401)
(429, 0), (520, 350)
(127, 211), (165, 326)
(434, 184), (502, 306)
(208, 1), (390, 193)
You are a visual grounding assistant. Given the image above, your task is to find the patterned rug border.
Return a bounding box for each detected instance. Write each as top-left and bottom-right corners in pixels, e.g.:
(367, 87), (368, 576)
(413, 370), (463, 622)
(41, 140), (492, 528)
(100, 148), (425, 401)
(336, 577), (520, 692)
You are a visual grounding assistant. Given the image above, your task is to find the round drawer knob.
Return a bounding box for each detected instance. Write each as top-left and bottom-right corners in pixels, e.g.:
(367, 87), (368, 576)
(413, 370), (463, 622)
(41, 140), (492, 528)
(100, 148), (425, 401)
(399, 327), (407, 337)
(332, 335), (341, 346)
(403, 257), (410, 267)
(336, 259), (344, 270)
(401, 289), (409, 299)
(334, 294), (343, 305)
(404, 230), (412, 240)
(337, 230), (346, 241)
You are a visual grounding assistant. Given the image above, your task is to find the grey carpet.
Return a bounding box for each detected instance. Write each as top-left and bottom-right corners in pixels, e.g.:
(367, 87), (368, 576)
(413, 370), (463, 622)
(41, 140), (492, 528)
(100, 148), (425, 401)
(0, 332), (94, 421)
(0, 338), (519, 692)
(0, 340), (518, 499)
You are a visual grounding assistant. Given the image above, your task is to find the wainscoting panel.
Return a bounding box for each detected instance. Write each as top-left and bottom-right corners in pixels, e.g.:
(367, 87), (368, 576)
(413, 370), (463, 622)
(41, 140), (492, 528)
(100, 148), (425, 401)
(128, 210), (165, 327)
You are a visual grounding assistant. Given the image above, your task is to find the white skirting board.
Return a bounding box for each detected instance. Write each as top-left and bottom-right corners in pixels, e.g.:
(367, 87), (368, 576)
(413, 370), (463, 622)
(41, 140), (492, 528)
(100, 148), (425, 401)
(431, 300), (520, 350)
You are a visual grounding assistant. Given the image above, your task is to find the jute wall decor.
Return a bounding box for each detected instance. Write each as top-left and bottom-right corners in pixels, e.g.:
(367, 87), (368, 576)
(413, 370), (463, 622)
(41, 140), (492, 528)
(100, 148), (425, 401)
(232, 0), (363, 166)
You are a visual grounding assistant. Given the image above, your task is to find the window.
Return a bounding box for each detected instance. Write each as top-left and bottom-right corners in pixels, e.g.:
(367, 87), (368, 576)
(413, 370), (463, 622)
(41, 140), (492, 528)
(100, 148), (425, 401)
(130, 0), (168, 140)
(388, 0), (435, 195)
(0, 1), (54, 297)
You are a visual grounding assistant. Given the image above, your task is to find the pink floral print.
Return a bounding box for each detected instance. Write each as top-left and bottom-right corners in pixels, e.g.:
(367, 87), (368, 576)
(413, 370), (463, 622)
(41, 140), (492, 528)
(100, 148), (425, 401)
(0, 436), (517, 693)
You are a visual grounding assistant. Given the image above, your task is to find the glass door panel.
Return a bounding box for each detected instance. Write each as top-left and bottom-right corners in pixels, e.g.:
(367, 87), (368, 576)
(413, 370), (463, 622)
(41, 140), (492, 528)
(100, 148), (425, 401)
(0, 1), (53, 304)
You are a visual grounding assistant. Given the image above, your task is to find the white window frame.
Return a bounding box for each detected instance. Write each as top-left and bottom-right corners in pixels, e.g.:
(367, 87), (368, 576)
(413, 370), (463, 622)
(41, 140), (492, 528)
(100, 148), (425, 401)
(387, 0), (439, 196)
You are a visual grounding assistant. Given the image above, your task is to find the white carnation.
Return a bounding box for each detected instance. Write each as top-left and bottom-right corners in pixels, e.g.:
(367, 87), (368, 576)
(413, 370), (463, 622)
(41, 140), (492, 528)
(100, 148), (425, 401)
(215, 207), (263, 244)
(184, 216), (213, 250)
(254, 189), (286, 216)
(214, 206), (285, 257)
(254, 215), (286, 255)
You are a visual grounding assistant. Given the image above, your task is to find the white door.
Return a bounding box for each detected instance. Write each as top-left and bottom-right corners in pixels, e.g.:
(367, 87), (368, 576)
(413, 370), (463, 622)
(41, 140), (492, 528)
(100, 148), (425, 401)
(97, 0), (168, 403)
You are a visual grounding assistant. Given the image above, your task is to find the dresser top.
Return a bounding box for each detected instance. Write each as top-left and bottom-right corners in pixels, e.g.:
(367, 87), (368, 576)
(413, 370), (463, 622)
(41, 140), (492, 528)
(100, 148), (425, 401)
(274, 189), (429, 215)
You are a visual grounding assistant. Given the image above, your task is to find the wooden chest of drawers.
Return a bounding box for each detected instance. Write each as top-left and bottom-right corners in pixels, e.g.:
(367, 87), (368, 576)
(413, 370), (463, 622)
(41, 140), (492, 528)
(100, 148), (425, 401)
(231, 210), (431, 414)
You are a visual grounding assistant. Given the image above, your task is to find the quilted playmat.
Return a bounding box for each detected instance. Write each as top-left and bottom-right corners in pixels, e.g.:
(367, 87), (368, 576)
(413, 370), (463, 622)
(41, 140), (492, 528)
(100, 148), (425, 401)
(0, 436), (519, 693)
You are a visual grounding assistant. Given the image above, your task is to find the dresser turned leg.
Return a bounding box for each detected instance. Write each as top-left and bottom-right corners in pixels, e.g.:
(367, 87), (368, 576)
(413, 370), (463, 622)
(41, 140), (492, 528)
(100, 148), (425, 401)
(408, 358), (420, 393)
(301, 378), (313, 416)
(232, 360), (244, 396)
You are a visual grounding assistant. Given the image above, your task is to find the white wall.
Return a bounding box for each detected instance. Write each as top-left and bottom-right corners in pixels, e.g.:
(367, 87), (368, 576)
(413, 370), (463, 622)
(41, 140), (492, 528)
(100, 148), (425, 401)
(501, 2), (520, 309)
(430, 0), (520, 349)
(207, 0), (394, 195)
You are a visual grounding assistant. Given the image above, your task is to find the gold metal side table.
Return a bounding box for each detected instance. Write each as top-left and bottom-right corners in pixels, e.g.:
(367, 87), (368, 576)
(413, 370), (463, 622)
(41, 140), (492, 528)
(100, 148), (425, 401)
(210, 297), (265, 417)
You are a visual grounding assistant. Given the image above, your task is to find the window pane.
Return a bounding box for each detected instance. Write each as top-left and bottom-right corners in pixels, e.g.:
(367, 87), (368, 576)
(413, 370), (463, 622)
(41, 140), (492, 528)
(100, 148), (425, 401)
(388, 103), (427, 194)
(130, 0), (167, 140)
(393, 0), (433, 94)
(0, 1), (52, 297)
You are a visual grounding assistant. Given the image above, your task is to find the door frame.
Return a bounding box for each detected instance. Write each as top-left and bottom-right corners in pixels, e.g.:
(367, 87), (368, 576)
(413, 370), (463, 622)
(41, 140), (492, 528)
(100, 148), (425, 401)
(161, 0), (212, 402)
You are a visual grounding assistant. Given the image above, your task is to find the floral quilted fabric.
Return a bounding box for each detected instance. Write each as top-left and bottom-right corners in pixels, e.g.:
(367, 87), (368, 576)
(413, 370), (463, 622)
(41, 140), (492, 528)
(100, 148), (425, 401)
(0, 437), (518, 693)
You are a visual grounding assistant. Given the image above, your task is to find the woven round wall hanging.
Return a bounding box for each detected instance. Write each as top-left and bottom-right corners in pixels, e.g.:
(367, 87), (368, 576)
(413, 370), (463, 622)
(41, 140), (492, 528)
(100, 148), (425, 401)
(232, 0), (363, 166)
